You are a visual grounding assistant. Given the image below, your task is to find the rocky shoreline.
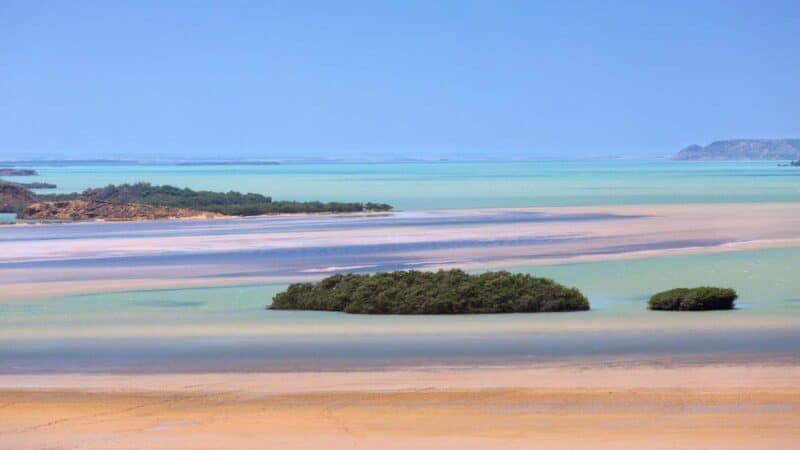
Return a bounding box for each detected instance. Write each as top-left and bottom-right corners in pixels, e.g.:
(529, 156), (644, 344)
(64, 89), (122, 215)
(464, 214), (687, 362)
(0, 181), (37, 213)
(20, 199), (222, 221)
(1, 179), (391, 222)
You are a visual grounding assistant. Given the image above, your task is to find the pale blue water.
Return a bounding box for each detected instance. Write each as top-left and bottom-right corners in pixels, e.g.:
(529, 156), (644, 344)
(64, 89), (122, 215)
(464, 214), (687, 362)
(1, 160), (799, 372)
(2, 248), (799, 373)
(4, 160), (800, 209)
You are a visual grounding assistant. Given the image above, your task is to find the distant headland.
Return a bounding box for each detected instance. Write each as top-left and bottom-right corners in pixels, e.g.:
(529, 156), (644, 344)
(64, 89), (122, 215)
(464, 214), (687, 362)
(0, 168), (38, 176)
(16, 182), (56, 189)
(176, 160), (279, 166)
(673, 139), (800, 160)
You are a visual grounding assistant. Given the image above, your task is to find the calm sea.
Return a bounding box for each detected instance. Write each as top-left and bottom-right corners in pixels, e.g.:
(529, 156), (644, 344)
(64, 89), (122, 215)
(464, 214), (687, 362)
(4, 159), (799, 209)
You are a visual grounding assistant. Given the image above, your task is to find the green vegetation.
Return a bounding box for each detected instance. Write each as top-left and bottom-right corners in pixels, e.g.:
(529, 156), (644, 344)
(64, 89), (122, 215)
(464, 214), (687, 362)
(38, 182), (392, 216)
(17, 182), (56, 189)
(648, 287), (737, 311)
(0, 168), (37, 176)
(270, 269), (590, 314)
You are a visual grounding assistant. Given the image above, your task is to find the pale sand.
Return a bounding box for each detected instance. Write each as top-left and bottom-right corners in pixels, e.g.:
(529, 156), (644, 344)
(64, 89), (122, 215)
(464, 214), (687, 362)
(8, 202), (800, 264)
(2, 363), (799, 449)
(4, 202), (800, 300)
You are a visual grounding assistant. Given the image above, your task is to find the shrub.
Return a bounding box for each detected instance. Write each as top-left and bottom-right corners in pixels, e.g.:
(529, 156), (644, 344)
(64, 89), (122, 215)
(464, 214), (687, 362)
(38, 182), (393, 216)
(648, 287), (737, 311)
(269, 270), (590, 314)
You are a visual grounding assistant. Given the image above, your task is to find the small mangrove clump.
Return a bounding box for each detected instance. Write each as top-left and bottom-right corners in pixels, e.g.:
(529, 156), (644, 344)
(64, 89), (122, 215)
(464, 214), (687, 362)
(269, 269), (590, 314)
(648, 287), (737, 311)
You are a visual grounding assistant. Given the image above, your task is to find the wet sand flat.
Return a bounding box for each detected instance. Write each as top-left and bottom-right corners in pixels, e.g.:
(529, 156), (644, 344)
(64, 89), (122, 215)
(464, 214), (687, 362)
(2, 363), (799, 449)
(3, 202), (800, 300)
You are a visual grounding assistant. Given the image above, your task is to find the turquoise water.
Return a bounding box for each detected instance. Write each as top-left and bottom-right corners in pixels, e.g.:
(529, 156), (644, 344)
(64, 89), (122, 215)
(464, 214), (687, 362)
(4, 247), (797, 339)
(7, 248), (800, 336)
(2, 248), (799, 372)
(5, 160), (800, 209)
(2, 160), (799, 372)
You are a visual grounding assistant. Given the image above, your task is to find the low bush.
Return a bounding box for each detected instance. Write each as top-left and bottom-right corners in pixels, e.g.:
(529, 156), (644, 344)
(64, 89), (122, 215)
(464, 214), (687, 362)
(270, 269), (590, 314)
(648, 287), (737, 311)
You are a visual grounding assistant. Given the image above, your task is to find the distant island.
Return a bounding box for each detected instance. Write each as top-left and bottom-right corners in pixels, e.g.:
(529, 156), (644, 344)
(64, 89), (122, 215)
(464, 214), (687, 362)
(176, 161), (280, 166)
(648, 287), (737, 311)
(270, 270), (590, 314)
(673, 139), (800, 160)
(9, 182), (392, 221)
(16, 182), (56, 189)
(0, 168), (38, 176)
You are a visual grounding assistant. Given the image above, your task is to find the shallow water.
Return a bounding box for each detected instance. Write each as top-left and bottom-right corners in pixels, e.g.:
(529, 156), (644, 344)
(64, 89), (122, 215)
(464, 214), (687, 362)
(5, 160), (800, 209)
(2, 247), (798, 373)
(2, 160), (799, 372)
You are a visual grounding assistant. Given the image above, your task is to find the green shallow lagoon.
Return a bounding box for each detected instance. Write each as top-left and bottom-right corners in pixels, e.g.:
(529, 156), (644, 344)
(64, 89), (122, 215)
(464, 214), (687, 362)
(3, 247), (798, 341)
(3, 247), (799, 373)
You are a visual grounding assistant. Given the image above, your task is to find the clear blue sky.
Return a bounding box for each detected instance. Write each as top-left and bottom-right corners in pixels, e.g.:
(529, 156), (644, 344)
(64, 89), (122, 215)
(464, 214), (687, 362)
(1, 1), (798, 160)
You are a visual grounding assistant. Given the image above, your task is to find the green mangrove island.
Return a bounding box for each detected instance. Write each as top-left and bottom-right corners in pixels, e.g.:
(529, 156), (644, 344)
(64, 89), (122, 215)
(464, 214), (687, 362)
(270, 270), (590, 314)
(648, 287), (738, 311)
(37, 182), (393, 216)
(17, 182), (57, 189)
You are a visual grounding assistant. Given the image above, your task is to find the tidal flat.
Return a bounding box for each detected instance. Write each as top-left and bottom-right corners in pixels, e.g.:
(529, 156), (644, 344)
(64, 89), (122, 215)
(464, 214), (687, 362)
(2, 161), (800, 448)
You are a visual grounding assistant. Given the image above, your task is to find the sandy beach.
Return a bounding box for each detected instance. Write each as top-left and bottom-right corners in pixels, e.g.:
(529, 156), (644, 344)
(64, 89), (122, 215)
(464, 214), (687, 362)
(2, 362), (799, 449)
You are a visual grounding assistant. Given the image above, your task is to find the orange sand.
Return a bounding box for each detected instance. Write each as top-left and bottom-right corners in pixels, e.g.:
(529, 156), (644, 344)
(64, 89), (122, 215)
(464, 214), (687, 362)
(2, 363), (799, 449)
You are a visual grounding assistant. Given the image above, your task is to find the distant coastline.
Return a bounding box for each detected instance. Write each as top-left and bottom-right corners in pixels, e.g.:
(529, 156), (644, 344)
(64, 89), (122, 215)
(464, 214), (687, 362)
(176, 161), (279, 166)
(0, 168), (38, 176)
(673, 139), (800, 160)
(0, 155), (668, 165)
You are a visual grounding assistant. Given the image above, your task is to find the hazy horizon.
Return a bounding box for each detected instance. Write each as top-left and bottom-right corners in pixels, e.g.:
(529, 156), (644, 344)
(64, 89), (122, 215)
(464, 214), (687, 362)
(2, 1), (799, 160)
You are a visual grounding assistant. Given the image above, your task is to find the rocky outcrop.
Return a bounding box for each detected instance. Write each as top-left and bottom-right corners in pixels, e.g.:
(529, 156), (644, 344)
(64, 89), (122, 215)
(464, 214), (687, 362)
(19, 199), (223, 221)
(0, 168), (38, 176)
(0, 181), (37, 213)
(673, 139), (800, 160)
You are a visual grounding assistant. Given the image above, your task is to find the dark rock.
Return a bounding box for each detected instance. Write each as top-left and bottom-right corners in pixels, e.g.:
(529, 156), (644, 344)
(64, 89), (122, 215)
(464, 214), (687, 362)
(0, 181), (37, 213)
